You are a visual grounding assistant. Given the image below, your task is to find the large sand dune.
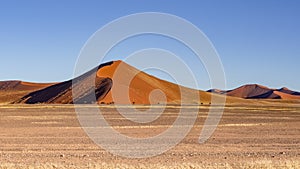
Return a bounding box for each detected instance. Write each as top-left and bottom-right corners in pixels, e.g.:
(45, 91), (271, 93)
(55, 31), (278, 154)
(1, 61), (299, 104)
(96, 60), (226, 104)
(7, 60), (235, 104)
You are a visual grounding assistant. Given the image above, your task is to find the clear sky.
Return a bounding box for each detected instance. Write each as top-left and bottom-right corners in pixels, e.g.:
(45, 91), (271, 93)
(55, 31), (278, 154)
(0, 0), (299, 91)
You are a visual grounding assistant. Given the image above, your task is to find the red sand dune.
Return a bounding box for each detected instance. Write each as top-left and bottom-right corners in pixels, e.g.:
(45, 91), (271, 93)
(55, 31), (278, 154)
(277, 87), (300, 96)
(0, 80), (53, 91)
(1, 61), (299, 104)
(97, 60), (197, 104)
(0, 81), (54, 103)
(226, 84), (278, 99)
(96, 60), (237, 104)
(208, 84), (300, 100)
(273, 91), (300, 100)
(12, 60), (234, 104)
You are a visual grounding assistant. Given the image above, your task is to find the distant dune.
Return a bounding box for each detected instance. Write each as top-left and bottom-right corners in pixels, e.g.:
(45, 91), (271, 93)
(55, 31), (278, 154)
(277, 87), (300, 95)
(208, 84), (300, 100)
(206, 89), (226, 95)
(0, 60), (299, 104)
(0, 81), (54, 104)
(0, 80), (53, 91)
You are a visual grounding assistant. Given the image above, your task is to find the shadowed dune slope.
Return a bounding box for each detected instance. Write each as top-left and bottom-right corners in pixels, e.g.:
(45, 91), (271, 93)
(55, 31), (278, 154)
(15, 62), (113, 104)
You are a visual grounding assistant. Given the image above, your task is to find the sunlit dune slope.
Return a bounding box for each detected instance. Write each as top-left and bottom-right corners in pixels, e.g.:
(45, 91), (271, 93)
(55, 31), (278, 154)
(96, 60), (239, 104)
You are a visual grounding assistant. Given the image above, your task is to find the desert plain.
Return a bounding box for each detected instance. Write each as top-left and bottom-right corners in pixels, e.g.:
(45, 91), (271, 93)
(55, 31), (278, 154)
(0, 101), (299, 169)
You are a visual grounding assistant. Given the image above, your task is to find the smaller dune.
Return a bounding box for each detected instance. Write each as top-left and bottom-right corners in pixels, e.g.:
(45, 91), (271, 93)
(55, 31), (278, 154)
(208, 84), (300, 100)
(277, 87), (300, 96)
(273, 91), (300, 100)
(0, 81), (54, 104)
(0, 80), (54, 91)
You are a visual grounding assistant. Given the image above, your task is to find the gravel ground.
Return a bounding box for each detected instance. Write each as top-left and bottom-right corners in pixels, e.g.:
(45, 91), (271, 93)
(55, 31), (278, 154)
(0, 104), (299, 168)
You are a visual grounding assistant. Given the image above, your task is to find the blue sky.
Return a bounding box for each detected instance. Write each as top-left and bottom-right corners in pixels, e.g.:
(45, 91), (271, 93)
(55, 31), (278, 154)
(0, 0), (299, 90)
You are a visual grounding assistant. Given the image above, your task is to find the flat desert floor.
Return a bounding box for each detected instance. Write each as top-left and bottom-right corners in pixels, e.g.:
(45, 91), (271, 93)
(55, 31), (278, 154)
(0, 103), (299, 168)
